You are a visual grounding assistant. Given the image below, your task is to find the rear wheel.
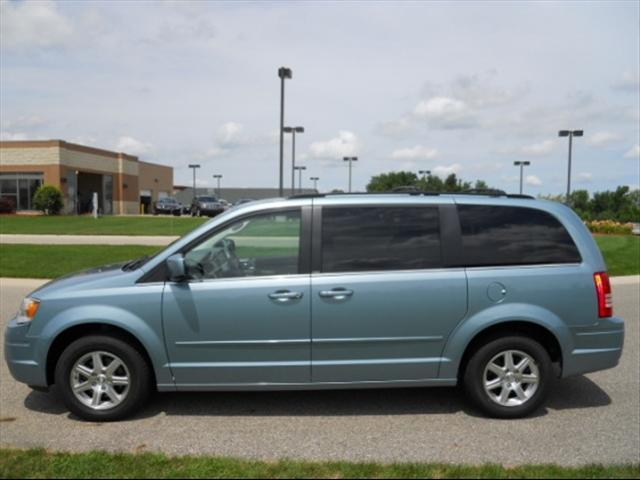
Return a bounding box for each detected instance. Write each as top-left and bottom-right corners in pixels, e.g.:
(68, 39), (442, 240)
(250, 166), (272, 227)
(463, 335), (552, 418)
(54, 335), (152, 421)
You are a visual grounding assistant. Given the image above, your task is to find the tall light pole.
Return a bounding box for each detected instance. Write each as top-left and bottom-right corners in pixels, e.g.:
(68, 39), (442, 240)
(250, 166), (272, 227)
(419, 169), (431, 181)
(188, 164), (200, 202)
(278, 67), (292, 197)
(513, 161), (531, 195)
(284, 126), (304, 193)
(343, 156), (358, 193)
(558, 129), (583, 204)
(213, 174), (222, 197)
(294, 165), (306, 193)
(310, 176), (319, 191)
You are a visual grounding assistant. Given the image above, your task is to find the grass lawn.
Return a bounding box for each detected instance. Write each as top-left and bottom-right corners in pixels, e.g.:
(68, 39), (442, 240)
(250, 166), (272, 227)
(0, 244), (160, 279)
(0, 449), (637, 479)
(0, 215), (208, 236)
(595, 235), (640, 277)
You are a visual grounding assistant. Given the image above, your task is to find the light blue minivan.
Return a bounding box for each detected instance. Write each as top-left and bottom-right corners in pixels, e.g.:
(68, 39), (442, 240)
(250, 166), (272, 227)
(5, 192), (624, 420)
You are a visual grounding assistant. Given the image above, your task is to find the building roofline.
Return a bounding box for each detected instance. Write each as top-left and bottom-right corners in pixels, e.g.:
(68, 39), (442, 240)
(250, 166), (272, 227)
(0, 139), (138, 161)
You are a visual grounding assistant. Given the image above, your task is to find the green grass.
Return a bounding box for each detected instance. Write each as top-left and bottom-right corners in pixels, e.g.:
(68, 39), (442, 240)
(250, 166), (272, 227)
(0, 244), (160, 279)
(0, 449), (637, 479)
(595, 235), (640, 276)
(0, 215), (208, 236)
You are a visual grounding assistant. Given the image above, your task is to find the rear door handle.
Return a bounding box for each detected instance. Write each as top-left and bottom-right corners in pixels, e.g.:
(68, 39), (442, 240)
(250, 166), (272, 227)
(268, 290), (303, 302)
(319, 288), (354, 300)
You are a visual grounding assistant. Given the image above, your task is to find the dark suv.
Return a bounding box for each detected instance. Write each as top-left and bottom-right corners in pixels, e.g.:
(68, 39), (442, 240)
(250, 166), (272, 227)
(190, 196), (224, 217)
(153, 197), (182, 216)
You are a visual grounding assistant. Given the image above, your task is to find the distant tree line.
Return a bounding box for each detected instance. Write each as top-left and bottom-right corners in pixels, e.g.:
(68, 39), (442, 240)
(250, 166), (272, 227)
(365, 171), (639, 223)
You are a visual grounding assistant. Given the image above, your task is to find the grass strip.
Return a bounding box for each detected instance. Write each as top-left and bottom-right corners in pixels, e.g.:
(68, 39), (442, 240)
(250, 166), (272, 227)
(0, 448), (638, 479)
(595, 235), (640, 277)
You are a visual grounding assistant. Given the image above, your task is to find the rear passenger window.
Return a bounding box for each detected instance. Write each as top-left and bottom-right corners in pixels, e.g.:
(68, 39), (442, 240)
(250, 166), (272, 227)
(321, 206), (441, 273)
(458, 205), (581, 267)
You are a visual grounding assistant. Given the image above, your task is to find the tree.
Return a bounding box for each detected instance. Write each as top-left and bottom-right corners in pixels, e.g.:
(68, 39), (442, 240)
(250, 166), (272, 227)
(366, 171), (419, 192)
(33, 185), (64, 215)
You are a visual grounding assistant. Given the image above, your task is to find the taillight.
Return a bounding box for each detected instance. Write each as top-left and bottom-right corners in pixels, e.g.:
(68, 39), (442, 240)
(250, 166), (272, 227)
(594, 272), (613, 318)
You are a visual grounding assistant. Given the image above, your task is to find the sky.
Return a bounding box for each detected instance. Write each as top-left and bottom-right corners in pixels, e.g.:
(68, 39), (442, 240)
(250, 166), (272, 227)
(1, 0), (639, 194)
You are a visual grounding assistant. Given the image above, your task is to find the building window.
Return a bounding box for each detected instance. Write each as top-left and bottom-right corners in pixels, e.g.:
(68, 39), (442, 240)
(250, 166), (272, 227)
(0, 173), (44, 211)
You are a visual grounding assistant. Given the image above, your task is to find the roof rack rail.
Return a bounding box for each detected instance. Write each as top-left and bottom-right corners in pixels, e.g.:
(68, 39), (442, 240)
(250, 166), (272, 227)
(287, 190), (535, 200)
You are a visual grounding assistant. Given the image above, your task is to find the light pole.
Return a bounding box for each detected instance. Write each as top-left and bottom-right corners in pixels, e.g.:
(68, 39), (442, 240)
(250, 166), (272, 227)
(343, 156), (358, 193)
(278, 67), (292, 197)
(284, 126), (304, 193)
(558, 129), (583, 204)
(294, 165), (306, 193)
(213, 174), (222, 197)
(188, 164), (200, 202)
(310, 176), (319, 191)
(513, 161), (531, 194)
(419, 169), (431, 181)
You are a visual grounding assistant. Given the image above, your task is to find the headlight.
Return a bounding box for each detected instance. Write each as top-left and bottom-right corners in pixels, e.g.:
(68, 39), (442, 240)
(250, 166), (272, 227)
(17, 298), (40, 324)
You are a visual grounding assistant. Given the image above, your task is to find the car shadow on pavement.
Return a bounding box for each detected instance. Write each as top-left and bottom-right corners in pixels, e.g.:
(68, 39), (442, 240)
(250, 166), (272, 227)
(23, 375), (611, 421)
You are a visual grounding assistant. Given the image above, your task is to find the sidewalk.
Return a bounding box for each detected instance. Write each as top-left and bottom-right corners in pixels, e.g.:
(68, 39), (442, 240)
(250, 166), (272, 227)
(0, 234), (178, 246)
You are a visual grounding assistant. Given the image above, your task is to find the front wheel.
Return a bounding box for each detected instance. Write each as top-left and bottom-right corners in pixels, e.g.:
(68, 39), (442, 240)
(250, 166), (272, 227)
(54, 335), (152, 421)
(463, 335), (552, 418)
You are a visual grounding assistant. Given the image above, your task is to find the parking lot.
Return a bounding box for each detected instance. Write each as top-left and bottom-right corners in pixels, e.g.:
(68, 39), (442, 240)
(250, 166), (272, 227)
(1, 278), (638, 466)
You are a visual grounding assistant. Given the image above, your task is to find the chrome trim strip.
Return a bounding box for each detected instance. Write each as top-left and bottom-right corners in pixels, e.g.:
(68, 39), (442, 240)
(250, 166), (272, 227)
(313, 336), (444, 344)
(176, 339), (309, 346)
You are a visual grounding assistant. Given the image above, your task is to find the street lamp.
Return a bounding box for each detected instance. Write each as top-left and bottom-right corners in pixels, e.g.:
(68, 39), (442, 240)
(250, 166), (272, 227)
(419, 169), (431, 181)
(294, 165), (306, 193)
(558, 130), (583, 204)
(513, 161), (531, 195)
(278, 67), (292, 197)
(188, 164), (200, 202)
(343, 156), (358, 193)
(284, 126), (304, 193)
(310, 176), (319, 191)
(213, 174), (222, 197)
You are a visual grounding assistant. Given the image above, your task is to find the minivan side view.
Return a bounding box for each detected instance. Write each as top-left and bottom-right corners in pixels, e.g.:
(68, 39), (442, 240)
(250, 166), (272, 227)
(4, 192), (624, 421)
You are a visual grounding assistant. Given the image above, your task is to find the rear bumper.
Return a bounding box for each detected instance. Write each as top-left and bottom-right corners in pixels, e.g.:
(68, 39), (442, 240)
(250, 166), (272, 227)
(563, 316), (624, 377)
(4, 317), (47, 387)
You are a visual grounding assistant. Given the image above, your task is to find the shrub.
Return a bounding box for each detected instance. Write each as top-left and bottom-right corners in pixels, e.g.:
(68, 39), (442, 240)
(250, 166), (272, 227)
(586, 220), (633, 235)
(32, 185), (64, 215)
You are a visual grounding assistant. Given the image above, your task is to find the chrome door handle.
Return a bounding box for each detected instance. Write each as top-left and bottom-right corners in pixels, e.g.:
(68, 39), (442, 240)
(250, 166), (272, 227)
(268, 290), (303, 302)
(319, 288), (354, 300)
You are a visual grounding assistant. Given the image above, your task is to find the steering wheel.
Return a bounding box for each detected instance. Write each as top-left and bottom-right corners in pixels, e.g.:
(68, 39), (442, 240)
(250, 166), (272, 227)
(196, 239), (242, 278)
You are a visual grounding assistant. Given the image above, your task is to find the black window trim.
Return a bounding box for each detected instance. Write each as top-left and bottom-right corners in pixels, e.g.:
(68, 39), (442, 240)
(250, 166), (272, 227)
(137, 205), (312, 283)
(312, 203), (451, 274)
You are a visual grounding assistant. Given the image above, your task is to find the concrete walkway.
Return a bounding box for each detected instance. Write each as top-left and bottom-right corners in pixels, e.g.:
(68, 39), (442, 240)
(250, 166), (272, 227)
(1, 234), (178, 246)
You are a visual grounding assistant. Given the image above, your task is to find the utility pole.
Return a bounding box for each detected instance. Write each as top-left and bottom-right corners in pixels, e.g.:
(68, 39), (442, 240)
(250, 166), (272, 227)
(343, 156), (358, 193)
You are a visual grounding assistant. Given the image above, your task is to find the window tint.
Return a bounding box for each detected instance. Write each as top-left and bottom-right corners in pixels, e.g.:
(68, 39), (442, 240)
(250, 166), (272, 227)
(183, 209), (301, 279)
(458, 205), (581, 267)
(321, 207), (441, 273)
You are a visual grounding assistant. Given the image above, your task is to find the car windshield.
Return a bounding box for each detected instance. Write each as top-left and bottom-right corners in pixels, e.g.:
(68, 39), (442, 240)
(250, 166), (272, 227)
(161, 198), (178, 204)
(198, 197), (218, 202)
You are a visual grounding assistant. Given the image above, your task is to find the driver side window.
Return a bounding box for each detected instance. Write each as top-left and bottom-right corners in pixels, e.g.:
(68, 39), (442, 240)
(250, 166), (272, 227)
(183, 209), (301, 280)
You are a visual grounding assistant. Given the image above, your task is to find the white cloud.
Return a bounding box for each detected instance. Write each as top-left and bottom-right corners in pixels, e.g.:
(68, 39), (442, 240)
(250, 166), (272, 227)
(432, 163), (463, 178)
(115, 136), (153, 156)
(0, 131), (29, 141)
(587, 131), (622, 147)
(624, 144), (640, 159)
(521, 139), (556, 156)
(391, 145), (438, 161)
(413, 96), (476, 129)
(525, 174), (542, 186)
(577, 172), (593, 182)
(0, 0), (73, 51)
(376, 117), (414, 138)
(612, 72), (640, 92)
(1, 115), (47, 130)
(449, 74), (527, 108)
(310, 131), (360, 159)
(216, 122), (244, 147)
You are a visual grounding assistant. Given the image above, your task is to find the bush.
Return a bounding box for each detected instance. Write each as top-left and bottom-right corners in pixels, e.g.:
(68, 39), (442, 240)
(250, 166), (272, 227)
(586, 220), (634, 235)
(32, 185), (64, 215)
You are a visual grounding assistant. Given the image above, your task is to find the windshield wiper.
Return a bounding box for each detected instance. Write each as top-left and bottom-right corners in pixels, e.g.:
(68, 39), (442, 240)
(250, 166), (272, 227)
(122, 256), (149, 271)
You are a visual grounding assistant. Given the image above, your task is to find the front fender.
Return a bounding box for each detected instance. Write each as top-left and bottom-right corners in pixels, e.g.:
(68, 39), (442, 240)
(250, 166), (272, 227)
(438, 302), (571, 379)
(37, 304), (173, 386)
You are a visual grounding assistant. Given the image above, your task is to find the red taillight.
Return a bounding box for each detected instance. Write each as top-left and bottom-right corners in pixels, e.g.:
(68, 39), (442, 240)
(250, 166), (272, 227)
(594, 272), (613, 318)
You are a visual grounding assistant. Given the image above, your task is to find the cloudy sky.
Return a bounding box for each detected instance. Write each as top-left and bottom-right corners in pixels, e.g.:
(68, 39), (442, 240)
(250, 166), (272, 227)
(1, 0), (639, 194)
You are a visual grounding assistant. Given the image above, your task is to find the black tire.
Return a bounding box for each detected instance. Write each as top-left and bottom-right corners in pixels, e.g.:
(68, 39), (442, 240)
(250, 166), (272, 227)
(54, 335), (152, 421)
(462, 335), (552, 419)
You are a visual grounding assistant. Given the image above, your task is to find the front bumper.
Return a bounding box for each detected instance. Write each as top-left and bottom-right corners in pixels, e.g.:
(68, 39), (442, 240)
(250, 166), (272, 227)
(199, 208), (224, 216)
(563, 316), (625, 377)
(4, 317), (47, 387)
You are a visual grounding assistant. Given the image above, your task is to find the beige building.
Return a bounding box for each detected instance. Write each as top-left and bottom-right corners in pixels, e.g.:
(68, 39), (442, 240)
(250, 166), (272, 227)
(0, 140), (173, 215)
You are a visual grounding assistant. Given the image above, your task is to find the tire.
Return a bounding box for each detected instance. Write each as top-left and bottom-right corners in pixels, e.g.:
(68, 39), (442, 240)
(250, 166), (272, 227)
(462, 335), (552, 419)
(54, 335), (153, 421)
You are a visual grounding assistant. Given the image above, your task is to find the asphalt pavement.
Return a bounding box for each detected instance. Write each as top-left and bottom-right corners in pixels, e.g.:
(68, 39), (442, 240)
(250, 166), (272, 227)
(0, 278), (638, 465)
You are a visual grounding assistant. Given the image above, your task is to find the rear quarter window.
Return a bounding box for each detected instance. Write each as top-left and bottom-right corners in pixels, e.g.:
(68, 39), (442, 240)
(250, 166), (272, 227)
(458, 205), (582, 267)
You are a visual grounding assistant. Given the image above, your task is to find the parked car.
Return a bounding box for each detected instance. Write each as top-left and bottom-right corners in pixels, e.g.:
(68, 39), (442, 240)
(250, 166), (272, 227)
(153, 197), (182, 216)
(190, 196), (225, 217)
(5, 192), (624, 421)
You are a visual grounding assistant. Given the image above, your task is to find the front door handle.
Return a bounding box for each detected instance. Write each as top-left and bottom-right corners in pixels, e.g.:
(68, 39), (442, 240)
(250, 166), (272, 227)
(319, 288), (354, 300)
(268, 290), (303, 302)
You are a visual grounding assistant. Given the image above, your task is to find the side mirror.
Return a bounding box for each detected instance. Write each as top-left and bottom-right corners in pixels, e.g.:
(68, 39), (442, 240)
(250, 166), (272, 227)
(166, 253), (187, 282)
